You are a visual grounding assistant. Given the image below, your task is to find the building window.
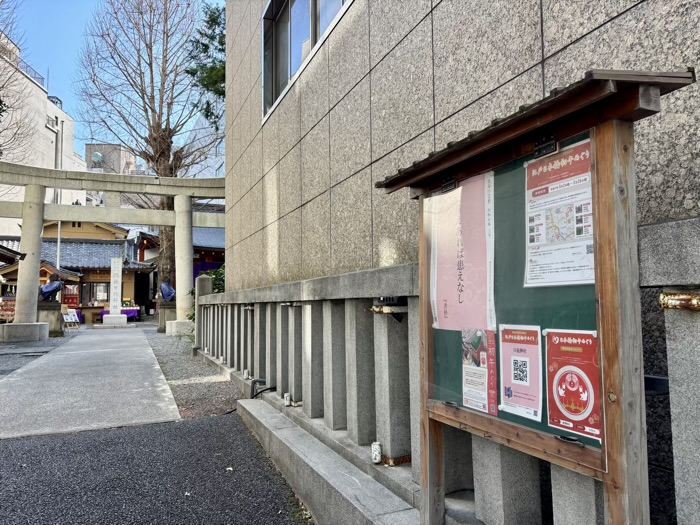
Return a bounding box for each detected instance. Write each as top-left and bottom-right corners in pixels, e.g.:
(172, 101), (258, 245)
(263, 0), (347, 114)
(316, 0), (342, 37)
(71, 221), (82, 228)
(216, 162), (224, 178)
(82, 282), (110, 304)
(215, 139), (223, 157)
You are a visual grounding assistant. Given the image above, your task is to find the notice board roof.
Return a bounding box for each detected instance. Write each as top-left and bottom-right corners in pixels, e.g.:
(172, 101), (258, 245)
(376, 69), (695, 194)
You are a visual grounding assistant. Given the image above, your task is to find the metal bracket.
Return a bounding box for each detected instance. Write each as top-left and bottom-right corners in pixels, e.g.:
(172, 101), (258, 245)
(534, 134), (557, 159)
(659, 292), (700, 311)
(441, 177), (457, 193)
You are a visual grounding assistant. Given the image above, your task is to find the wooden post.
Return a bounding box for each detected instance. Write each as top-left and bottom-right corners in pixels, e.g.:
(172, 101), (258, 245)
(593, 120), (649, 524)
(420, 197), (445, 525)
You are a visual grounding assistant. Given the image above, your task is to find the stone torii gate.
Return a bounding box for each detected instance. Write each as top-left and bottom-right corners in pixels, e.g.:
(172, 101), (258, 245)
(0, 161), (225, 342)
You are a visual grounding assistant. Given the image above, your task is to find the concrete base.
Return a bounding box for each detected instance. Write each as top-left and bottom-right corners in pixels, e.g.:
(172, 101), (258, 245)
(238, 399), (419, 525)
(195, 348), (254, 397)
(0, 322), (49, 343)
(93, 324), (137, 330)
(158, 302), (177, 333)
(166, 320), (194, 336)
(37, 301), (63, 337)
(103, 314), (127, 326)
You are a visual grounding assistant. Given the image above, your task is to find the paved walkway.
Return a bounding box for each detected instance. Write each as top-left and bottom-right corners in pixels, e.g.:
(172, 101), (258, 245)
(0, 328), (180, 439)
(0, 414), (300, 525)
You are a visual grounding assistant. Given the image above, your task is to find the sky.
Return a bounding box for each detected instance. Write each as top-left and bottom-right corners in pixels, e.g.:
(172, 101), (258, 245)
(14, 0), (225, 160)
(16, 0), (98, 157)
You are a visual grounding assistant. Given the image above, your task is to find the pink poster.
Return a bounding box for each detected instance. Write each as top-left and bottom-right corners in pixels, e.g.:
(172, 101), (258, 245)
(426, 172), (495, 332)
(498, 325), (542, 422)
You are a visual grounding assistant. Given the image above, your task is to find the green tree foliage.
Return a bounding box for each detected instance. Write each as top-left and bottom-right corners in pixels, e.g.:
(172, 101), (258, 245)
(187, 265), (225, 322)
(186, 3), (225, 129)
(202, 264), (225, 293)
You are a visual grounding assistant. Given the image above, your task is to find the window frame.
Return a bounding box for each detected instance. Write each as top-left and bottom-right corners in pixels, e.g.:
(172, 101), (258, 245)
(262, 0), (353, 119)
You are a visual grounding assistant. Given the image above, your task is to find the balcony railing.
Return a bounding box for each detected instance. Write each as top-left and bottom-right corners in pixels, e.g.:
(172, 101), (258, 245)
(18, 57), (45, 88)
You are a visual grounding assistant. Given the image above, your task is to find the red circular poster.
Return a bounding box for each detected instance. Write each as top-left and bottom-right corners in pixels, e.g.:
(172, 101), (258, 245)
(546, 330), (602, 441)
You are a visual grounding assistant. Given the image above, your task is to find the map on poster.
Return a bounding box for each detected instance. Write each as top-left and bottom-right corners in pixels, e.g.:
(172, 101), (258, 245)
(546, 329), (602, 441)
(498, 325), (542, 422)
(425, 172), (496, 332)
(524, 140), (594, 287)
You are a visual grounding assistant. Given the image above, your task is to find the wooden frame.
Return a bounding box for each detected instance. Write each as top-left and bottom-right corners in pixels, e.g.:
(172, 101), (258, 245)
(388, 71), (697, 525)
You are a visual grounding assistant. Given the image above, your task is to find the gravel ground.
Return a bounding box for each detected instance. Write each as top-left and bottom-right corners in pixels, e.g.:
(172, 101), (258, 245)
(0, 414), (302, 525)
(143, 325), (242, 419)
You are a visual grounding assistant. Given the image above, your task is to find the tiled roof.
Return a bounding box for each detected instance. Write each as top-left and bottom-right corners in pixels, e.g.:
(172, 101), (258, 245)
(0, 237), (153, 270)
(192, 228), (225, 249)
(0, 243), (21, 264)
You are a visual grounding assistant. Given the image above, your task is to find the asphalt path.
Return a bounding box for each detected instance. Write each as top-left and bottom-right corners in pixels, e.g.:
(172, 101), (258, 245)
(0, 328), (303, 525)
(0, 414), (300, 525)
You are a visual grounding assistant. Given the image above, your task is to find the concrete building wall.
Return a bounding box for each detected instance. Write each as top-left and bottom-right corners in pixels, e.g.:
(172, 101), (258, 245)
(42, 222), (127, 240)
(226, 0), (700, 292)
(0, 50), (87, 236)
(84, 144), (136, 174)
(181, 113), (226, 179)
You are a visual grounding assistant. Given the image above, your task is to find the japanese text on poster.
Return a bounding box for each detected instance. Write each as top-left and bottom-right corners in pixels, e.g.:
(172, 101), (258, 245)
(462, 329), (498, 416)
(110, 257), (122, 315)
(524, 141), (594, 287)
(546, 329), (602, 441)
(498, 325), (542, 422)
(426, 172), (496, 331)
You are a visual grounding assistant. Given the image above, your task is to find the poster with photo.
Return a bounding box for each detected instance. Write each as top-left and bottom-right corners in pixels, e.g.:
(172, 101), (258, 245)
(462, 328), (498, 416)
(524, 140), (595, 287)
(425, 172), (496, 332)
(546, 329), (602, 441)
(498, 325), (542, 422)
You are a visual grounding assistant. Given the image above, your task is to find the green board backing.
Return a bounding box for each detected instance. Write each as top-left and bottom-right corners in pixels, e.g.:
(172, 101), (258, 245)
(432, 133), (601, 449)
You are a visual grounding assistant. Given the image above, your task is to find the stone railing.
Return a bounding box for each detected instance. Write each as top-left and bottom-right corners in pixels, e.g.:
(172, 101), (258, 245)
(193, 264), (478, 509)
(193, 221), (700, 524)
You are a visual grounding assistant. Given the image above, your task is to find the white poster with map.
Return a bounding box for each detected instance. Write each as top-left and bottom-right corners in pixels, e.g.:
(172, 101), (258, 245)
(524, 140), (594, 287)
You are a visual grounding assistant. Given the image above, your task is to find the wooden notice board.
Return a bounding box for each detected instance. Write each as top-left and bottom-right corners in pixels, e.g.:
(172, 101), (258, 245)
(375, 70), (696, 525)
(425, 132), (604, 474)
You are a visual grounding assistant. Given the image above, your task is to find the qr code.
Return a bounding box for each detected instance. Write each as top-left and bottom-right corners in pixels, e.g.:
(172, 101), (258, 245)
(586, 244), (594, 254)
(512, 358), (529, 385)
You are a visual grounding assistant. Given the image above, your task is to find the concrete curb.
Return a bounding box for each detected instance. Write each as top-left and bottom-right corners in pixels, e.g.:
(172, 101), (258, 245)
(237, 399), (420, 525)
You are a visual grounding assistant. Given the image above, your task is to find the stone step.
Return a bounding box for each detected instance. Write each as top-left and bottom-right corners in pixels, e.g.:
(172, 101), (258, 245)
(237, 399), (420, 525)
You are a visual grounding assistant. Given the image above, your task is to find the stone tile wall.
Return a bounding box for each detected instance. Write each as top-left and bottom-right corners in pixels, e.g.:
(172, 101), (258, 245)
(227, 0), (700, 292)
(224, 2), (698, 520)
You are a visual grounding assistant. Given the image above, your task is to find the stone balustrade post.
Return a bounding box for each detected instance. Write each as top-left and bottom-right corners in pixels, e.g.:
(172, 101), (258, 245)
(302, 302), (324, 418)
(289, 305), (302, 403)
(323, 300), (346, 430)
(193, 275), (212, 350)
(266, 304), (277, 388)
(276, 304), (289, 397)
(345, 299), (376, 445)
(254, 303), (267, 380)
(374, 310), (410, 461)
(473, 436), (541, 525)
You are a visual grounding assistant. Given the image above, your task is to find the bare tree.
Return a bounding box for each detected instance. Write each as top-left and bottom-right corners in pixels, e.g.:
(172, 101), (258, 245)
(0, 0), (33, 165)
(77, 0), (221, 289)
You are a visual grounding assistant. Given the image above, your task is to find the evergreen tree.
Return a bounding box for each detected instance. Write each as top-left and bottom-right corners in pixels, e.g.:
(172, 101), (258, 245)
(186, 3), (225, 129)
